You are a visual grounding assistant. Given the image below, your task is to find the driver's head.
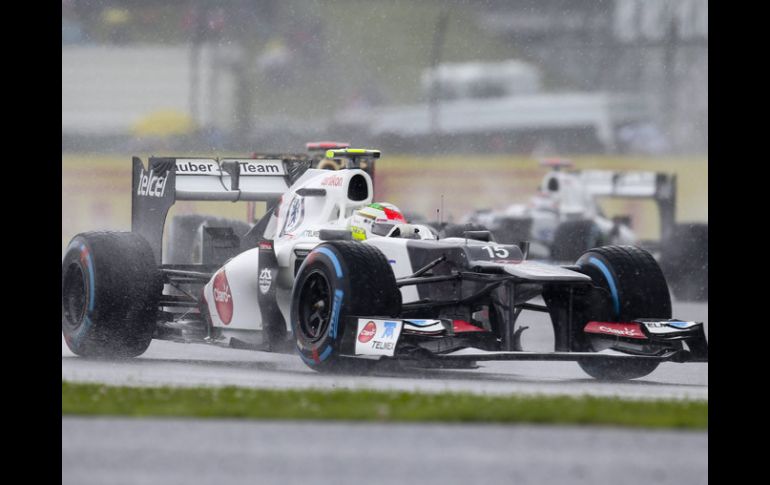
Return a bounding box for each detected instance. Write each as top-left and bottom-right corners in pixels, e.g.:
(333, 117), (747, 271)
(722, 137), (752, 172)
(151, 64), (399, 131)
(350, 202), (406, 240)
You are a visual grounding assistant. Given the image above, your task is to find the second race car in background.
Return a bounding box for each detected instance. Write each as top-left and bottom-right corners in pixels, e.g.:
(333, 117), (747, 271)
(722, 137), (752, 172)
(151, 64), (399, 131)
(454, 159), (707, 301)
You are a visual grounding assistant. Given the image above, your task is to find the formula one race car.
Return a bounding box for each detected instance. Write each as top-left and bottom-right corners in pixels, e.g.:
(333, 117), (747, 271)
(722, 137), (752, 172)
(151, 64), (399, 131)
(61, 149), (707, 380)
(458, 159), (708, 301)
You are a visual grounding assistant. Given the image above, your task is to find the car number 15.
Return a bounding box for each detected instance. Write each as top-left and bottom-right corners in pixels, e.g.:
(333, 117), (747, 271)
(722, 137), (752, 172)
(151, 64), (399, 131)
(482, 246), (509, 258)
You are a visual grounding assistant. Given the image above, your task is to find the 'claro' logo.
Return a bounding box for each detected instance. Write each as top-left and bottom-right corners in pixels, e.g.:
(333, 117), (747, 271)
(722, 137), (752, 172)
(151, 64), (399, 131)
(137, 168), (168, 198)
(212, 270), (233, 324)
(358, 321), (377, 343)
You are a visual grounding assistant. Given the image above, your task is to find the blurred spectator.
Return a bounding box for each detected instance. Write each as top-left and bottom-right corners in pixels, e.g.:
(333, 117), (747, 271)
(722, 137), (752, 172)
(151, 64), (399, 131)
(258, 38), (295, 86)
(207, 7), (226, 35)
(287, 18), (325, 68)
(182, 6), (226, 40)
(101, 6), (131, 44)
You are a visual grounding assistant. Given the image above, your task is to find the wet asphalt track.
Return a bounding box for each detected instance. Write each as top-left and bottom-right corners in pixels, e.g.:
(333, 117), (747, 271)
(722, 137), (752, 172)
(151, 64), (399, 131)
(62, 417), (707, 485)
(62, 301), (708, 484)
(62, 300), (707, 400)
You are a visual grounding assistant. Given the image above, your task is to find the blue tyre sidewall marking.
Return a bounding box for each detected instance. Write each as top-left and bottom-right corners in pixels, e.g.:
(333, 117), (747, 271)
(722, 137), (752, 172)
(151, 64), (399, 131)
(297, 348), (316, 366)
(65, 240), (96, 349)
(315, 247), (343, 278)
(298, 247), (346, 365)
(319, 345), (333, 362)
(587, 256), (620, 318)
(329, 289), (343, 339)
(297, 344), (334, 366)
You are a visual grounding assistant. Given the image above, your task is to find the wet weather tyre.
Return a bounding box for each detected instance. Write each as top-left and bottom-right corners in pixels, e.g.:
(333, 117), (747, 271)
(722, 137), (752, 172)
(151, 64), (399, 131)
(290, 241), (401, 372)
(61, 232), (162, 358)
(574, 245), (671, 380)
(551, 220), (604, 262)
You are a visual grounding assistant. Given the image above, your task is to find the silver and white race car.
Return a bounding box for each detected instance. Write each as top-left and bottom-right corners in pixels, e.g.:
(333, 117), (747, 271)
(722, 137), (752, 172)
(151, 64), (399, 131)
(61, 149), (707, 380)
(458, 159), (708, 301)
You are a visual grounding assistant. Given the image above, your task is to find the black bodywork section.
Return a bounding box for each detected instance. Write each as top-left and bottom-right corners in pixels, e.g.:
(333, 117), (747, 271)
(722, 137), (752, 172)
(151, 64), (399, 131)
(256, 220), (288, 350)
(131, 157), (177, 264)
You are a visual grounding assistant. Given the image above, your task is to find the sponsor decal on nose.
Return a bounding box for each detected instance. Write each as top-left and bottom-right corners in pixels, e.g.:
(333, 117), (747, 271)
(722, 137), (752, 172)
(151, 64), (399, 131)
(381, 321), (397, 338)
(355, 319), (403, 357)
(321, 175), (343, 187)
(358, 321), (377, 343)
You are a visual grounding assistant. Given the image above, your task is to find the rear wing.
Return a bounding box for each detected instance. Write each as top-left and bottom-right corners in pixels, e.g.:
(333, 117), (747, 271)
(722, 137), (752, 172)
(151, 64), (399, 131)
(576, 169), (677, 241)
(131, 156), (311, 263)
(578, 170), (674, 199)
(250, 152), (309, 161)
(306, 141), (350, 152)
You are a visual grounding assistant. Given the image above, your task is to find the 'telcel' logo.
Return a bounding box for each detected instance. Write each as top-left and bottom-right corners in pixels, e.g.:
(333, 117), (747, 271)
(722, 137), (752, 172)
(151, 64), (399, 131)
(136, 168), (168, 198)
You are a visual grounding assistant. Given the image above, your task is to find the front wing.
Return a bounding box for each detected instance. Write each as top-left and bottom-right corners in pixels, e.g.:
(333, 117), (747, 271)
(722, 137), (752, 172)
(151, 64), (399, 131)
(335, 317), (708, 364)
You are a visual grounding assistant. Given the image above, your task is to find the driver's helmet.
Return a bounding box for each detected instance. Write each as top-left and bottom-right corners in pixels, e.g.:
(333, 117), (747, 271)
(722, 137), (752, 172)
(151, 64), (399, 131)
(350, 202), (406, 240)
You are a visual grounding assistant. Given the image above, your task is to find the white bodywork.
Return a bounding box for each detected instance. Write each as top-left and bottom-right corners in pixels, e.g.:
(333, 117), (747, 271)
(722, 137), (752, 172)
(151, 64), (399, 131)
(202, 249), (262, 329)
(202, 168), (435, 332)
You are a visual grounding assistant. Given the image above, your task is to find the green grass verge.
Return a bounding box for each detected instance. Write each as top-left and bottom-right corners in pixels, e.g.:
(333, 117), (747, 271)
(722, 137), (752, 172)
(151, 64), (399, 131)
(62, 381), (707, 429)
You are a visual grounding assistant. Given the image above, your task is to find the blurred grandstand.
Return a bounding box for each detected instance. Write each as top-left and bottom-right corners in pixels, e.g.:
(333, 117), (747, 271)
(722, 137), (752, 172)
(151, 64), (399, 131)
(62, 0), (707, 155)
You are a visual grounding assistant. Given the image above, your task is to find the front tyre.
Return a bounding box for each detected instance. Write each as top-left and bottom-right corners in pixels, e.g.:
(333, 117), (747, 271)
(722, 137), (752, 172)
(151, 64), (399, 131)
(290, 241), (401, 372)
(575, 245), (671, 380)
(61, 232), (162, 358)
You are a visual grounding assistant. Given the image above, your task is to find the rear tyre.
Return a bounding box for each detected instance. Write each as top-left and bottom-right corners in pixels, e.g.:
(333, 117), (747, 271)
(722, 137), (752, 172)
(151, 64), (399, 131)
(62, 232), (162, 358)
(574, 245), (671, 380)
(290, 241), (401, 373)
(551, 219), (604, 262)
